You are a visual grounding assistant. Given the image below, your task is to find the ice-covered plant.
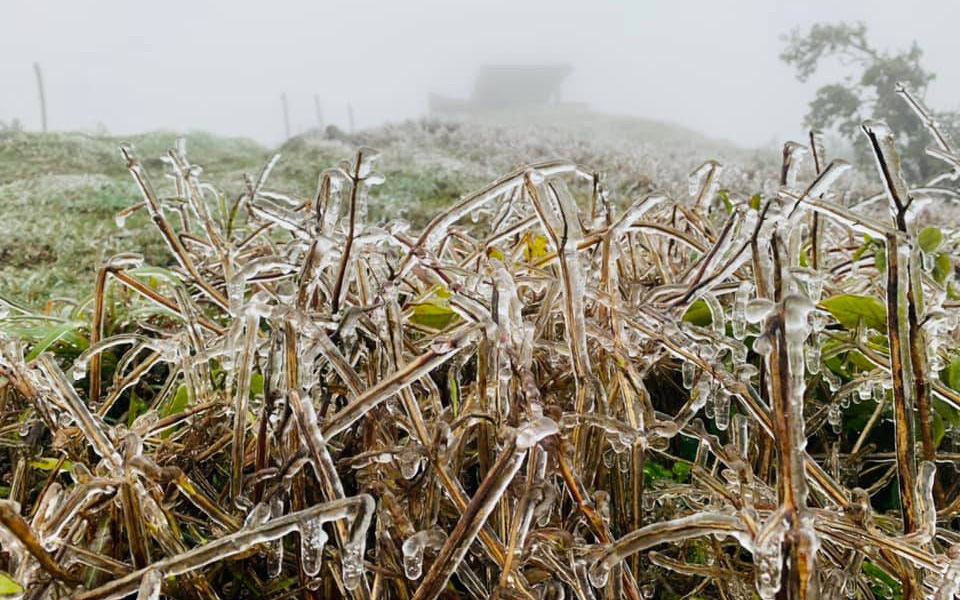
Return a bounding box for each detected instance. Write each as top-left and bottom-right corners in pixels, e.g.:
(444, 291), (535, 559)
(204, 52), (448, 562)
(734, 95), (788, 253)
(0, 84), (960, 600)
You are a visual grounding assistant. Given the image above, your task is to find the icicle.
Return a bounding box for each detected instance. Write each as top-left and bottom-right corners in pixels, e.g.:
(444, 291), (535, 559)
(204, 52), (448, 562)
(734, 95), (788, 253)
(822, 367), (841, 392)
(715, 389), (731, 431)
(732, 281), (752, 339)
(402, 529), (447, 580)
(300, 518), (328, 577)
(805, 335), (821, 375)
(733, 413), (750, 457)
(827, 404), (842, 434)
(699, 376), (715, 419)
(754, 521), (785, 600)
(682, 360), (696, 390)
(266, 497), (284, 578)
(341, 540), (365, 590)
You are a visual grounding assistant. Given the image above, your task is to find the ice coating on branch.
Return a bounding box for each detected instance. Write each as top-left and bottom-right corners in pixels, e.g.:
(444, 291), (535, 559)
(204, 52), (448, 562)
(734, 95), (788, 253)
(701, 293), (725, 336)
(780, 142), (808, 190)
(862, 120), (912, 214)
(493, 261), (524, 350)
(911, 460), (937, 544)
(688, 160), (723, 209)
(516, 417), (559, 449)
(744, 298), (775, 324)
(137, 569), (161, 600)
(938, 545), (960, 600)
(397, 444), (425, 480)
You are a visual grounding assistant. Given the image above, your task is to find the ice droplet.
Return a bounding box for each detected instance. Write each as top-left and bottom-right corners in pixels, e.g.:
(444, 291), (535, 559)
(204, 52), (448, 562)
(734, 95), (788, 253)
(588, 560), (610, 588)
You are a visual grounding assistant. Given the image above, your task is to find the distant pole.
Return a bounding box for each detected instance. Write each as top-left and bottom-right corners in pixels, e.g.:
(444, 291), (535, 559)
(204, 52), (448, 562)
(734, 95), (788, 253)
(34, 62), (47, 133)
(347, 103), (355, 134)
(281, 92), (291, 139)
(313, 94), (323, 129)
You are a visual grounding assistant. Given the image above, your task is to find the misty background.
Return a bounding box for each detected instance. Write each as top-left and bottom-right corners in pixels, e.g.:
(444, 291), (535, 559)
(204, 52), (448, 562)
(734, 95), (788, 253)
(3, 0), (960, 148)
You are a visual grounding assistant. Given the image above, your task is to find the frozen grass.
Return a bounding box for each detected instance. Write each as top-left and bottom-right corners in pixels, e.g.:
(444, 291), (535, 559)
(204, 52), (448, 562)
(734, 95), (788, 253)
(1, 94), (960, 599)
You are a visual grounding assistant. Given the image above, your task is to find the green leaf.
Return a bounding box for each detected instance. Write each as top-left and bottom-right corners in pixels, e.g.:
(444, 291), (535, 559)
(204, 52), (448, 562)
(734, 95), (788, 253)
(163, 386), (190, 418)
(873, 243), (887, 272)
(933, 409), (946, 448)
(160, 386), (190, 439)
(682, 300), (712, 327)
(411, 303), (457, 330)
(748, 194), (762, 211)
(524, 234), (550, 261)
(29, 457), (72, 471)
(934, 398), (960, 448)
(950, 283), (960, 301)
(862, 561), (902, 600)
(844, 399), (880, 434)
(250, 373), (264, 398)
(643, 461), (673, 481)
(0, 573), (23, 597)
(852, 235), (873, 261)
(918, 227), (943, 253)
(672, 462), (691, 483)
(127, 390), (148, 427)
(24, 321), (88, 362)
(944, 356), (960, 392)
(821, 294), (887, 331)
(717, 189), (733, 213)
(933, 253), (952, 285)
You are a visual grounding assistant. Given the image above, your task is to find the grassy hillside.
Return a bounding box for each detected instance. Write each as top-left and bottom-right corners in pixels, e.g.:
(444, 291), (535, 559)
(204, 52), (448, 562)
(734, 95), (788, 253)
(0, 132), (270, 303)
(0, 111), (778, 304)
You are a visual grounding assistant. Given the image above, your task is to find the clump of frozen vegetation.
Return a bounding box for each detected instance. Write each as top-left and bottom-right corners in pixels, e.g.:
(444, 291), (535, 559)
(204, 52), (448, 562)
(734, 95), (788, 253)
(2, 85), (960, 600)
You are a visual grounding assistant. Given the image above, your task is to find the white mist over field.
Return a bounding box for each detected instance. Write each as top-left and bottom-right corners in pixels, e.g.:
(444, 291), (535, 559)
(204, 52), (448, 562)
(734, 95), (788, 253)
(2, 0), (959, 146)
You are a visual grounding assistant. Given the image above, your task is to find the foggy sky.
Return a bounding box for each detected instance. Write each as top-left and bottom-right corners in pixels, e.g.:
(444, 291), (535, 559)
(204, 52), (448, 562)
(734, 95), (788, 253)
(3, 0), (959, 148)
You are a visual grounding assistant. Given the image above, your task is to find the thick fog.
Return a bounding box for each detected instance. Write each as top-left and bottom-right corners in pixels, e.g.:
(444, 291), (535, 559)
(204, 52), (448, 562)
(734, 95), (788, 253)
(3, 0), (959, 147)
